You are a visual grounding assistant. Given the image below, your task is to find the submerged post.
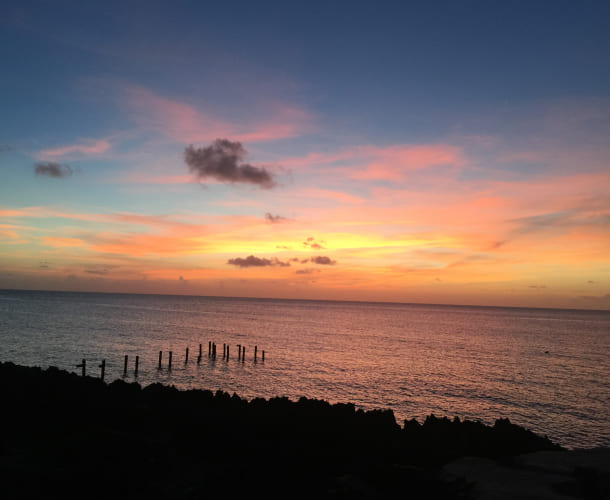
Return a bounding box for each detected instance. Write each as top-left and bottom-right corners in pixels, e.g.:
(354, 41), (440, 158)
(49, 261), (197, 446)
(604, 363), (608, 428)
(198, 343), (202, 363)
(158, 351), (163, 370)
(226, 345), (230, 360)
(76, 359), (86, 377)
(134, 356), (139, 377)
(185, 347), (189, 364)
(242, 346), (245, 363)
(99, 359), (105, 380)
(223, 343), (226, 360)
(237, 344), (241, 361)
(254, 345), (258, 363)
(168, 351), (173, 370)
(123, 355), (128, 376)
(212, 343), (216, 359)
(208, 341), (211, 357)
(262, 350), (265, 362)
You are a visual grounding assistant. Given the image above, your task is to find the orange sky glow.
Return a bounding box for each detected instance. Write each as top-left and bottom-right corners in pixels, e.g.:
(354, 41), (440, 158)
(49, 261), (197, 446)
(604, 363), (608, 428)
(1, 4), (609, 310)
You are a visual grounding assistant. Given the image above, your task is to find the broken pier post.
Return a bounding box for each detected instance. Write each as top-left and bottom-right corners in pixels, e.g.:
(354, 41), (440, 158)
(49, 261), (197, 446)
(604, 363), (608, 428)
(76, 359), (86, 377)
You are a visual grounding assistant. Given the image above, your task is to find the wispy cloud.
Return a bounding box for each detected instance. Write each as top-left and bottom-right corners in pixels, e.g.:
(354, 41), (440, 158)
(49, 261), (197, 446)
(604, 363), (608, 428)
(34, 162), (73, 178)
(351, 144), (465, 181)
(278, 144), (465, 182)
(124, 84), (311, 144)
(37, 139), (110, 159)
(42, 236), (83, 247)
(184, 139), (277, 188)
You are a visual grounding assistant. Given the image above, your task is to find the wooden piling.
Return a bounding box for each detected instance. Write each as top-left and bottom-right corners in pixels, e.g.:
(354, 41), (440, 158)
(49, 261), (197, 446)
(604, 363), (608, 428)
(169, 351), (173, 370)
(242, 346), (245, 363)
(158, 351), (163, 369)
(262, 350), (265, 362)
(76, 359), (86, 377)
(212, 343), (216, 359)
(226, 345), (230, 360)
(254, 345), (258, 362)
(185, 347), (189, 364)
(223, 343), (226, 359)
(99, 359), (105, 380)
(198, 343), (202, 363)
(208, 341), (211, 357)
(134, 356), (139, 376)
(237, 344), (241, 361)
(123, 355), (128, 375)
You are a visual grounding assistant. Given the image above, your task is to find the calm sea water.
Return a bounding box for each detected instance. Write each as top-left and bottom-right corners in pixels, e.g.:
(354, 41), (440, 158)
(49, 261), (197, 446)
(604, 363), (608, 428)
(1, 289), (608, 449)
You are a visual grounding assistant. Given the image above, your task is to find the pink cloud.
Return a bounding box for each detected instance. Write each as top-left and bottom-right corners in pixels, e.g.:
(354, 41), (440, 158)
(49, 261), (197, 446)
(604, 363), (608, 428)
(294, 188), (365, 204)
(351, 145), (465, 181)
(124, 85), (312, 144)
(122, 173), (195, 184)
(125, 86), (230, 143)
(277, 149), (359, 168)
(276, 144), (465, 181)
(42, 236), (83, 248)
(37, 139), (111, 159)
(0, 228), (18, 239)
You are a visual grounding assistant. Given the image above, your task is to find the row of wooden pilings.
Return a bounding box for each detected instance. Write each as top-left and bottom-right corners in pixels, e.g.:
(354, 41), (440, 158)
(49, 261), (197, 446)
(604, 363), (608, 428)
(75, 343), (265, 380)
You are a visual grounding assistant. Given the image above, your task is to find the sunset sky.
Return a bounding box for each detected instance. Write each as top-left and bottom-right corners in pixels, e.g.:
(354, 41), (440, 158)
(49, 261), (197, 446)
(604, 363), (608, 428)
(1, 1), (609, 309)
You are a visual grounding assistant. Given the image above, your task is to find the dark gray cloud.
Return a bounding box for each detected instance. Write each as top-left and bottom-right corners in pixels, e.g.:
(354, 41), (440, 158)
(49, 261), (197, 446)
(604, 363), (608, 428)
(265, 212), (287, 223)
(227, 255), (291, 268)
(184, 139), (276, 188)
(309, 256), (336, 265)
(35, 162), (73, 178)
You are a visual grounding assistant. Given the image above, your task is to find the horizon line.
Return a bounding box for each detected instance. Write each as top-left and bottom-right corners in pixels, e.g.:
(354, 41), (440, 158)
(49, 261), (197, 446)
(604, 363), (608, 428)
(2, 287), (608, 314)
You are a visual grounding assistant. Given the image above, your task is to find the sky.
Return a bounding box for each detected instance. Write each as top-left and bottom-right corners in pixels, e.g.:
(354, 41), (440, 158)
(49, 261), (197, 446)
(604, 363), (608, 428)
(1, 0), (609, 309)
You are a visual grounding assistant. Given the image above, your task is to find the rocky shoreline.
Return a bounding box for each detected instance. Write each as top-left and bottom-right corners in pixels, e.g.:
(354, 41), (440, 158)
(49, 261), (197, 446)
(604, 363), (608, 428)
(1, 362), (606, 499)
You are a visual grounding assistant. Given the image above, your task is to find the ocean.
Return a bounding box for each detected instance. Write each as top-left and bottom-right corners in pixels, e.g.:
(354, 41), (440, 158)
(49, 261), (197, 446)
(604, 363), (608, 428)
(1, 289), (608, 449)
